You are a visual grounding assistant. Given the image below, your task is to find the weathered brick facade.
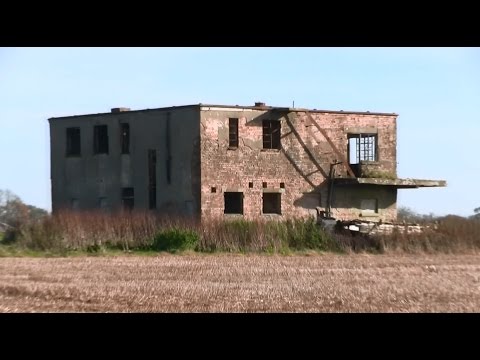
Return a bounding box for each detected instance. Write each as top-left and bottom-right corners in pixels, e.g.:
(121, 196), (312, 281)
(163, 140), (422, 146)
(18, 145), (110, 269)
(50, 103), (444, 222)
(200, 106), (398, 221)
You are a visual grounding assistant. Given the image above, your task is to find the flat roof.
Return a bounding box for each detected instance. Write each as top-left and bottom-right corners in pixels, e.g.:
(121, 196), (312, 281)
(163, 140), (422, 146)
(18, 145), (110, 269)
(49, 103), (398, 120)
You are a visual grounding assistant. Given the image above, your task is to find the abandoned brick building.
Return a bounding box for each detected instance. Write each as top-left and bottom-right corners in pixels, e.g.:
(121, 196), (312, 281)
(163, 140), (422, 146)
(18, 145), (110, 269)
(48, 102), (445, 222)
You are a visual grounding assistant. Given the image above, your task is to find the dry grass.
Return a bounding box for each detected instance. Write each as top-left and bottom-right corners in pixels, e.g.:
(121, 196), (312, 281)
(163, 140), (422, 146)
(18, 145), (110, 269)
(0, 253), (479, 312)
(8, 211), (480, 254)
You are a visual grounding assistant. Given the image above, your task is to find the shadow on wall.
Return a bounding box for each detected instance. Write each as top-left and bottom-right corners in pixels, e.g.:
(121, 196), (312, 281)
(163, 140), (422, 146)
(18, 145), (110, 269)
(248, 110), (330, 183)
(293, 183), (328, 213)
(245, 111), (282, 127)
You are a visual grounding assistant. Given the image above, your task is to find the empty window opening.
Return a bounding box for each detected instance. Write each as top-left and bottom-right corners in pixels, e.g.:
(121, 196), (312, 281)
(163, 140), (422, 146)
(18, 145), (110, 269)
(361, 199), (378, 215)
(348, 134), (377, 164)
(121, 123), (130, 154)
(66, 127), (81, 156)
(166, 113), (172, 184)
(71, 198), (79, 210)
(229, 118), (239, 148)
(148, 149), (157, 210)
(94, 125), (109, 154)
(280, 182), (285, 189)
(263, 193), (281, 215)
(224, 192), (243, 214)
(122, 187), (134, 211)
(249, 182), (253, 188)
(211, 187), (217, 193)
(262, 120), (281, 149)
(262, 182), (267, 188)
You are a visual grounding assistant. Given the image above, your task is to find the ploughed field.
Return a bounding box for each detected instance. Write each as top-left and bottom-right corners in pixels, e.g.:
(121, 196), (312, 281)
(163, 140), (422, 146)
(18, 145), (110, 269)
(0, 254), (479, 312)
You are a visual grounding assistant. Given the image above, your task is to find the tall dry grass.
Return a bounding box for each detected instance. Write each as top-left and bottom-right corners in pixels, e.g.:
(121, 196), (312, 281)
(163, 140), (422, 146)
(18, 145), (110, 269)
(3, 211), (480, 254)
(15, 210), (197, 252)
(378, 216), (480, 253)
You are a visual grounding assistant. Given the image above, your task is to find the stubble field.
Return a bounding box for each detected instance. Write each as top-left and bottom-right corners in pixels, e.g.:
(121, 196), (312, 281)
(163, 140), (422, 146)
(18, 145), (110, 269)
(0, 253), (479, 312)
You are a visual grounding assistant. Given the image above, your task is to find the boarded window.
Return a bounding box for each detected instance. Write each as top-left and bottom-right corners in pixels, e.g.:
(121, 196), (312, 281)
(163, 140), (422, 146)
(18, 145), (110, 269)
(263, 193), (281, 214)
(229, 118), (239, 148)
(361, 199), (378, 215)
(224, 192), (243, 214)
(262, 120), (281, 149)
(94, 125), (109, 154)
(66, 127), (81, 156)
(121, 123), (130, 154)
(122, 187), (134, 211)
(348, 134), (377, 164)
(148, 149), (157, 210)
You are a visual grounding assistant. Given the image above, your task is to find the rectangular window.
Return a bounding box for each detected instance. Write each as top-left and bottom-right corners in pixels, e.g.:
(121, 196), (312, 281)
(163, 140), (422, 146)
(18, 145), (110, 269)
(121, 187), (134, 211)
(224, 192), (243, 215)
(121, 123), (130, 154)
(148, 149), (157, 210)
(262, 120), (281, 149)
(348, 134), (377, 164)
(361, 199), (378, 215)
(66, 127), (81, 156)
(263, 193), (281, 215)
(229, 118), (239, 148)
(166, 113), (172, 184)
(94, 125), (109, 154)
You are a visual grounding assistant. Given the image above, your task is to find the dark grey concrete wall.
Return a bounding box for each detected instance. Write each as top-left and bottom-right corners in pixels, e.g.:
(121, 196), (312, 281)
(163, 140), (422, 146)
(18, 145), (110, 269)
(49, 107), (200, 215)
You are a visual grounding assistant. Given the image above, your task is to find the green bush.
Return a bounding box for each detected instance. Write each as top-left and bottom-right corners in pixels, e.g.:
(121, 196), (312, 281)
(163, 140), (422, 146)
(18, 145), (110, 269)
(286, 218), (336, 251)
(152, 228), (199, 252)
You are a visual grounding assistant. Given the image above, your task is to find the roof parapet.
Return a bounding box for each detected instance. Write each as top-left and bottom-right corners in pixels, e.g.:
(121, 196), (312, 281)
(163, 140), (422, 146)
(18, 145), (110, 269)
(111, 107), (131, 113)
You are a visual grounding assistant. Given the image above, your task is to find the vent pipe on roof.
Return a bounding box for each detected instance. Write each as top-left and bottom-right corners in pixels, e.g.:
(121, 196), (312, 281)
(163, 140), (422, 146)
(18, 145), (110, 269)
(111, 107), (131, 113)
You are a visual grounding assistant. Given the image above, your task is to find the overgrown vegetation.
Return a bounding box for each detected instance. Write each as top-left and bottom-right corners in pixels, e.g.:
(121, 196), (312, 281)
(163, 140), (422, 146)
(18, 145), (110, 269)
(152, 228), (199, 252)
(1, 212), (340, 254)
(1, 208), (479, 256)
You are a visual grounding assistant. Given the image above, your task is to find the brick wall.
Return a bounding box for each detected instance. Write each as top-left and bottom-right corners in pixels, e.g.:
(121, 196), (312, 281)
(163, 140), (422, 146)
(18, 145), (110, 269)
(199, 108), (398, 221)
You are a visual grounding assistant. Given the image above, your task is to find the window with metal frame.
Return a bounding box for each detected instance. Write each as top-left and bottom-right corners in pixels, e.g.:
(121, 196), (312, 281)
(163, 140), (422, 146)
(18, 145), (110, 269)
(229, 118), (239, 148)
(348, 134), (377, 164)
(262, 120), (281, 149)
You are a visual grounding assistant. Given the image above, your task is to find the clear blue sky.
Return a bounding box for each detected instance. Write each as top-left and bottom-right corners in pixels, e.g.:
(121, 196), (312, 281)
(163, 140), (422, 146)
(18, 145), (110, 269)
(0, 48), (478, 216)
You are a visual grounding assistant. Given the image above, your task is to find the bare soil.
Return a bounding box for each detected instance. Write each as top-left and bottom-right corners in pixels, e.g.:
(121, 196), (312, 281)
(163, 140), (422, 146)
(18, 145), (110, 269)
(0, 253), (479, 312)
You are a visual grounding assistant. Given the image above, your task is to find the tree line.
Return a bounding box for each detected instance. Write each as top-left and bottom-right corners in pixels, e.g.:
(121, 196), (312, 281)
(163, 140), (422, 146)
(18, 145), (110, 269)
(0, 189), (48, 230)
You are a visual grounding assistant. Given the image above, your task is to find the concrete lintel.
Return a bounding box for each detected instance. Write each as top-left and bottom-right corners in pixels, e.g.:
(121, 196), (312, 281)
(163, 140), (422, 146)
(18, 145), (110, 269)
(262, 188), (285, 193)
(335, 177), (447, 188)
(223, 187), (245, 193)
(346, 126), (378, 134)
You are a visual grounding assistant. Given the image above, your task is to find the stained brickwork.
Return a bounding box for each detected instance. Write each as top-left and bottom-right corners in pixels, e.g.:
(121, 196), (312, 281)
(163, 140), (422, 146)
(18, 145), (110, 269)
(50, 104), (401, 222)
(200, 108), (398, 221)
